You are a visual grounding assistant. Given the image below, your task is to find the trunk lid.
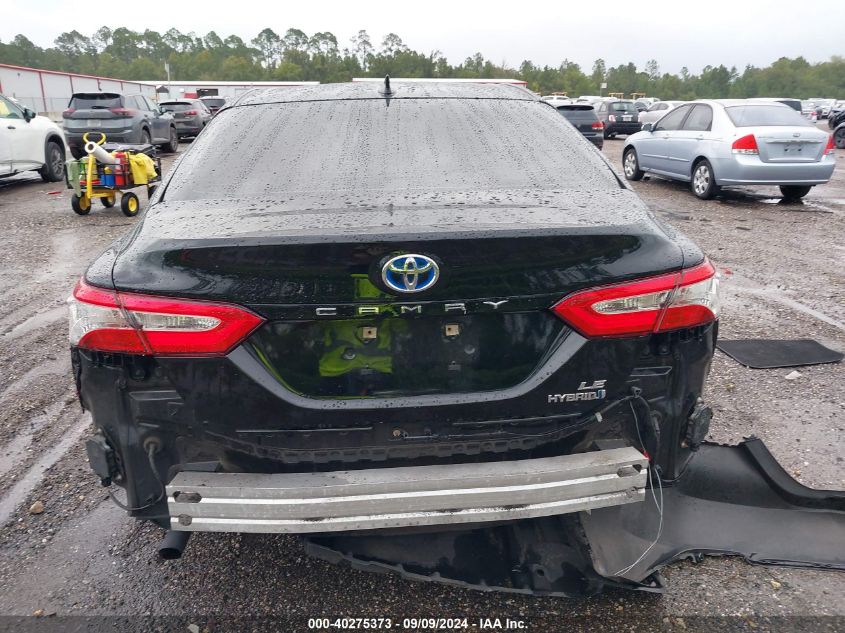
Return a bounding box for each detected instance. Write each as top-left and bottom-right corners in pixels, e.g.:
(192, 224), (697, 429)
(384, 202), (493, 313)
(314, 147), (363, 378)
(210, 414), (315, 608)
(111, 190), (687, 400)
(749, 127), (828, 163)
(557, 105), (601, 134)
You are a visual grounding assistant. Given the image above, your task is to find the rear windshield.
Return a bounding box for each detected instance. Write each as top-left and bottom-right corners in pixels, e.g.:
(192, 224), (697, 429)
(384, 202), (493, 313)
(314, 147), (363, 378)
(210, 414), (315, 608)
(161, 102), (194, 111)
(776, 99), (801, 112)
(202, 98), (226, 107)
(557, 105), (598, 121)
(69, 93), (122, 109)
(166, 99), (621, 201)
(609, 102), (637, 113)
(726, 105), (810, 127)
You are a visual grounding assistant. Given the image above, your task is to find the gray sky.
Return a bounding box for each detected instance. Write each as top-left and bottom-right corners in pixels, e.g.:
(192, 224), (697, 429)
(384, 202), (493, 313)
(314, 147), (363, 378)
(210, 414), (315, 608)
(3, 0), (843, 74)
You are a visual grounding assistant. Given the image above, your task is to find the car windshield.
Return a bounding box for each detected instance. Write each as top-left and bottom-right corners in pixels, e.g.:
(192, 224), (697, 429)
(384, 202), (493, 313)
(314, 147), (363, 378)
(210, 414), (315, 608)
(726, 105), (810, 127)
(161, 102), (194, 111)
(202, 99), (225, 107)
(69, 93), (122, 109)
(166, 99), (621, 200)
(610, 102), (637, 113)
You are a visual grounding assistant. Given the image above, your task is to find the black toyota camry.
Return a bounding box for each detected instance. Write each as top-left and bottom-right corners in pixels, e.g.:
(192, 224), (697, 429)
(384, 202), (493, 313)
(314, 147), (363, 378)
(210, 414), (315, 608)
(70, 82), (719, 551)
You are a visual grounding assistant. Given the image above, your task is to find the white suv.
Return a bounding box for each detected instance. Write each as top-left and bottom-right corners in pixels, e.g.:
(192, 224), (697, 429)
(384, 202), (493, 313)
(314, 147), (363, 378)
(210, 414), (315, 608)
(0, 95), (67, 182)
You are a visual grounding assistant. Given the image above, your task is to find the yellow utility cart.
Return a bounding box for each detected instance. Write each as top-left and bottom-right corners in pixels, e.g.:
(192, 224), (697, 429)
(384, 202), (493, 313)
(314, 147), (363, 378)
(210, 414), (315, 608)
(65, 132), (162, 217)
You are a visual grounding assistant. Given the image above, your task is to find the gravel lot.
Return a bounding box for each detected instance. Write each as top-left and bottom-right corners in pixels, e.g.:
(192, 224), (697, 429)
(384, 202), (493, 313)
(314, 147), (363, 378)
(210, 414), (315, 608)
(0, 131), (842, 633)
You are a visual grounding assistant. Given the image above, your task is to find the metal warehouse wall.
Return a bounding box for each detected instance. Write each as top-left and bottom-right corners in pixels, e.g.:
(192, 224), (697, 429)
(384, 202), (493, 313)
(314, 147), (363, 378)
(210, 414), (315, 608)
(0, 64), (156, 120)
(151, 81), (319, 102)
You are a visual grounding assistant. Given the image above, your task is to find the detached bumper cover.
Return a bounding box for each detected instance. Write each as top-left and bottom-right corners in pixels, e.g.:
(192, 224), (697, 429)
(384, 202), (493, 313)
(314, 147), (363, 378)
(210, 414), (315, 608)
(582, 438), (845, 582)
(305, 439), (845, 596)
(167, 447), (648, 533)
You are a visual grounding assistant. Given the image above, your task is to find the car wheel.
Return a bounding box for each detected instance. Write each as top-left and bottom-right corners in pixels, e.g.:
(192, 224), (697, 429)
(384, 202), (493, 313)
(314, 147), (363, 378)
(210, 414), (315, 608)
(622, 147), (644, 181)
(71, 194), (91, 215)
(121, 192), (141, 217)
(140, 129), (152, 146)
(162, 127), (179, 154)
(834, 127), (845, 149)
(691, 159), (719, 200)
(779, 185), (812, 200)
(39, 140), (65, 182)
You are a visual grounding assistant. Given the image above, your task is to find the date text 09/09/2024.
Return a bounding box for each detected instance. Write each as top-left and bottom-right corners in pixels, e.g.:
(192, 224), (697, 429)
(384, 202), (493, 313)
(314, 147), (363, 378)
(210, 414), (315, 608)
(306, 618), (527, 630)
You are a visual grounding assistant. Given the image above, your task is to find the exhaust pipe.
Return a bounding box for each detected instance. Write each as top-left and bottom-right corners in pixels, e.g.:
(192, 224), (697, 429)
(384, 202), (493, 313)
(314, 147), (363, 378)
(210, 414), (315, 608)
(158, 530), (191, 560)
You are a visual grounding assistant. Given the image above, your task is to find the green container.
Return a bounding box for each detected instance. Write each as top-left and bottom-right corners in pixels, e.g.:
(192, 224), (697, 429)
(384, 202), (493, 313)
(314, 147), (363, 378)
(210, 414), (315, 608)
(65, 159), (83, 196)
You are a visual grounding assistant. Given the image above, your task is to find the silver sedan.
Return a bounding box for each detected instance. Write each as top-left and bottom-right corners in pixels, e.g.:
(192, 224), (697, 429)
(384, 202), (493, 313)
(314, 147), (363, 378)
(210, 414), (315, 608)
(622, 100), (836, 200)
(637, 100), (687, 126)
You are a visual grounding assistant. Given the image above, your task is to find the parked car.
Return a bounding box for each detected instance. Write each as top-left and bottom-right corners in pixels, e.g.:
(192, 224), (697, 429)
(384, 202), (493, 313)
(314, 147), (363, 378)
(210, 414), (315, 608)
(813, 99), (835, 119)
(0, 94), (67, 182)
(833, 121), (845, 149)
(633, 97), (658, 112)
(541, 95), (572, 105)
(801, 100), (821, 123)
(199, 96), (226, 115)
(638, 100), (687, 126)
(71, 82), (719, 560)
(63, 92), (178, 158)
(595, 100), (640, 138)
(827, 105), (845, 130)
(160, 99), (212, 138)
(555, 103), (603, 149)
(622, 100), (836, 200)
(575, 95), (604, 104)
(750, 98), (817, 125)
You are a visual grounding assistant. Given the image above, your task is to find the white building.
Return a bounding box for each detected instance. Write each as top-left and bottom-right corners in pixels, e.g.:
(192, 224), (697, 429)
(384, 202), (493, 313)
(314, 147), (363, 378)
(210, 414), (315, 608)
(0, 63), (156, 119)
(147, 80), (318, 103)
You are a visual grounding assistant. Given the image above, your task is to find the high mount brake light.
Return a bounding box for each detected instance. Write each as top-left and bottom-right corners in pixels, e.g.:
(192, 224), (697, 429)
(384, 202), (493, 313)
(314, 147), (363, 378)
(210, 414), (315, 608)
(732, 134), (759, 155)
(68, 279), (264, 356)
(551, 260), (720, 338)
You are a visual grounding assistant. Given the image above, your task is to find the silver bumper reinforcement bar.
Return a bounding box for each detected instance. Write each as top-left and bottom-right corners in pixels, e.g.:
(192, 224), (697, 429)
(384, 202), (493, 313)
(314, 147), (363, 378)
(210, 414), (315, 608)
(167, 447), (648, 533)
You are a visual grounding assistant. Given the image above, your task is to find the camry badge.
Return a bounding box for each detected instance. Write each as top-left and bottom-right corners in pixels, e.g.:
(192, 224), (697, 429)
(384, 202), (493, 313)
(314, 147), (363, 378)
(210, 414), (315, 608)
(381, 254), (440, 293)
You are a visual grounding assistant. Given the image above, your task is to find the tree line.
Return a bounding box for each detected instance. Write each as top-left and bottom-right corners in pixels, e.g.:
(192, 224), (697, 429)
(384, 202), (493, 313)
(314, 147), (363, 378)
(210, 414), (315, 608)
(1, 26), (843, 99)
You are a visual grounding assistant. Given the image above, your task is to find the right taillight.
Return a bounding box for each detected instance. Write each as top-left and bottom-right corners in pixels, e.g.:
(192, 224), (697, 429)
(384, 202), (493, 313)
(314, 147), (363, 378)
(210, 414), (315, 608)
(732, 134), (758, 155)
(591, 121), (604, 130)
(824, 135), (835, 155)
(68, 279), (264, 356)
(551, 260), (720, 338)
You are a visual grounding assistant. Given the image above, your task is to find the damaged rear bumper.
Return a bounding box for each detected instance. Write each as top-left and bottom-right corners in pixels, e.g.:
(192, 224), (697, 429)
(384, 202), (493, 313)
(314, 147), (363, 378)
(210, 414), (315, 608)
(304, 439), (845, 596)
(166, 447), (648, 533)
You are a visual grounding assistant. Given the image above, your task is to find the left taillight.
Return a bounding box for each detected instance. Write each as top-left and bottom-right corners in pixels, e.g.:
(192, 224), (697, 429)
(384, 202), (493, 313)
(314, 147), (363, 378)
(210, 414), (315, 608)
(551, 260), (720, 338)
(824, 135), (835, 155)
(68, 279), (265, 356)
(591, 121), (604, 130)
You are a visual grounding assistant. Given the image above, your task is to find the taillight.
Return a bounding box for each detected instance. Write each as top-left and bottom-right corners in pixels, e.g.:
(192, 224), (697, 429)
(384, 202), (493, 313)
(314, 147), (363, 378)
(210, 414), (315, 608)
(824, 135), (835, 155)
(591, 121), (604, 130)
(732, 134), (758, 155)
(109, 107), (138, 116)
(551, 260), (720, 338)
(608, 114), (617, 122)
(62, 108), (75, 117)
(183, 109), (199, 115)
(68, 279), (264, 356)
